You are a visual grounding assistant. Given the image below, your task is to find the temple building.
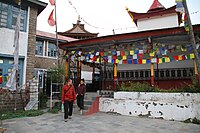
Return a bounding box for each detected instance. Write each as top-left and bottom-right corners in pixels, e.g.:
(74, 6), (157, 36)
(59, 0), (200, 90)
(127, 0), (182, 31)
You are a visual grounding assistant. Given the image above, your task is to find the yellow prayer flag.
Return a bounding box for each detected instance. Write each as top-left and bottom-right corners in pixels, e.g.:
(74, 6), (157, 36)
(165, 57), (170, 63)
(123, 55), (127, 60)
(142, 59), (146, 64)
(96, 58), (100, 63)
(150, 52), (155, 57)
(190, 53), (195, 59)
(130, 50), (134, 55)
(159, 58), (162, 64)
(116, 59), (119, 64)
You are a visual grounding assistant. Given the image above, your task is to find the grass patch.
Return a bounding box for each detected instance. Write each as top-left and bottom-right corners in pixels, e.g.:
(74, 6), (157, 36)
(48, 108), (60, 114)
(0, 110), (44, 120)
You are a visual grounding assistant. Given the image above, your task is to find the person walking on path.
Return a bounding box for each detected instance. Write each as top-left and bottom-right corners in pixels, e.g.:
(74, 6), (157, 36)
(76, 78), (86, 115)
(62, 78), (76, 122)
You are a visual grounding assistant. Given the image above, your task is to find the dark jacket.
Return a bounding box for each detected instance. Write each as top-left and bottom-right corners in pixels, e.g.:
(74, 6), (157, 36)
(62, 84), (76, 102)
(76, 84), (86, 95)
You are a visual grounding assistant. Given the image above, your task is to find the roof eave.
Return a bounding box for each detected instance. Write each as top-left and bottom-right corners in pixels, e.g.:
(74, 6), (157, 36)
(27, 0), (47, 15)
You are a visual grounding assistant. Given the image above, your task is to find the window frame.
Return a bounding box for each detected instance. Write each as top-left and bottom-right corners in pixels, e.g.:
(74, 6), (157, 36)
(0, 1), (27, 31)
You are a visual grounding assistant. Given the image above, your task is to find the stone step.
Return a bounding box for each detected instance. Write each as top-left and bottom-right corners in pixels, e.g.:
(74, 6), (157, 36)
(73, 92), (99, 115)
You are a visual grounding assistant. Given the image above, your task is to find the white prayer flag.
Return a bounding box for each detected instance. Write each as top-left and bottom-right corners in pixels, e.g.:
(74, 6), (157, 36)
(6, 12), (20, 91)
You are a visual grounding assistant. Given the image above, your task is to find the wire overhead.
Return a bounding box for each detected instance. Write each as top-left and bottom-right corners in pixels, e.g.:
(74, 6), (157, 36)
(67, 0), (199, 32)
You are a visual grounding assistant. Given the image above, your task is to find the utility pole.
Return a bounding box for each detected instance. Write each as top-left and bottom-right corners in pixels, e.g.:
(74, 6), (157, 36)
(182, 0), (200, 85)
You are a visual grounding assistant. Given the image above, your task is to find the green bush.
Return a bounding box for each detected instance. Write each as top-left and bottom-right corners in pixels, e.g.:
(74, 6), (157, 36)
(0, 110), (44, 120)
(47, 101), (62, 114)
(118, 82), (158, 92)
(118, 81), (200, 93)
(39, 93), (48, 109)
(48, 108), (60, 114)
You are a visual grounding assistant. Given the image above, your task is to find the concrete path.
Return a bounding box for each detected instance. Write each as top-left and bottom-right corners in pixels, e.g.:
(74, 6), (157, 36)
(2, 112), (200, 133)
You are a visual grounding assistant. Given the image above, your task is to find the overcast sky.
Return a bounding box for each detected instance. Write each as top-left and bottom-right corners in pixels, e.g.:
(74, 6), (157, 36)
(37, 0), (200, 36)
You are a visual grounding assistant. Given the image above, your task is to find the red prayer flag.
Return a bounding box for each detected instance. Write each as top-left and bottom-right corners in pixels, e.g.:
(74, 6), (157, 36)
(48, 9), (55, 26)
(138, 59), (142, 64)
(49, 0), (55, 5)
(173, 55), (179, 60)
(123, 60), (127, 64)
(0, 76), (2, 84)
(121, 51), (125, 56)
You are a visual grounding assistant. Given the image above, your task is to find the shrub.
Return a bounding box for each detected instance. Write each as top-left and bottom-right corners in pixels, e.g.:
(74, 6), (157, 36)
(39, 93), (48, 109)
(0, 110), (44, 120)
(118, 80), (200, 93)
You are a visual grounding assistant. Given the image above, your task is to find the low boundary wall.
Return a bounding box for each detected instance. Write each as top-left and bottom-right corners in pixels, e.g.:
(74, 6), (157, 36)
(99, 92), (200, 121)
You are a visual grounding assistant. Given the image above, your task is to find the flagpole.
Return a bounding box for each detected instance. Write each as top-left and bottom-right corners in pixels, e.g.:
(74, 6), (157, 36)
(182, 0), (200, 85)
(14, 0), (21, 111)
(54, 0), (59, 66)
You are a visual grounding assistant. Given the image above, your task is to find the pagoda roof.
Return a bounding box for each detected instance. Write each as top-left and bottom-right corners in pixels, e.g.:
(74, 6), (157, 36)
(58, 20), (98, 38)
(127, 5), (182, 26)
(148, 0), (165, 13)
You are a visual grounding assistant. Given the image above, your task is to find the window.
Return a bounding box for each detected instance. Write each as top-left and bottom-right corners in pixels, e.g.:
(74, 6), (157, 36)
(48, 42), (57, 57)
(8, 60), (14, 64)
(177, 70), (181, 77)
(140, 71), (144, 78)
(160, 71), (164, 77)
(135, 71), (138, 78)
(171, 70), (176, 77)
(183, 70), (187, 77)
(126, 72), (129, 78)
(130, 72), (133, 78)
(166, 70), (170, 77)
(34, 69), (46, 88)
(0, 59), (3, 64)
(0, 1), (27, 31)
(145, 71), (149, 78)
(155, 71), (159, 78)
(121, 72), (125, 78)
(35, 40), (44, 56)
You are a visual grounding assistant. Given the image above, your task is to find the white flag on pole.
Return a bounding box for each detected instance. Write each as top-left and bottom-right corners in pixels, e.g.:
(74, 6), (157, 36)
(6, 12), (20, 91)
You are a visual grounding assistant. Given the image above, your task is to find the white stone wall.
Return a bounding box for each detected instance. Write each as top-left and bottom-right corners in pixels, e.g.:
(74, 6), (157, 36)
(137, 14), (179, 31)
(99, 92), (200, 121)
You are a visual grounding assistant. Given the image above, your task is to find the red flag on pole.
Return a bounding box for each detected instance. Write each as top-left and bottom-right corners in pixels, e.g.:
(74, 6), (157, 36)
(48, 9), (56, 26)
(49, 0), (55, 6)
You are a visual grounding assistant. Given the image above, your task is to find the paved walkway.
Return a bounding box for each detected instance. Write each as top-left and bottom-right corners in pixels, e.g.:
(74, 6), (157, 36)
(2, 112), (200, 133)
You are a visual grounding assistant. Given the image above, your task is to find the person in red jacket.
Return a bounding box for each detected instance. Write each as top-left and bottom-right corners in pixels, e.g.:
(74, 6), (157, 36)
(62, 78), (76, 122)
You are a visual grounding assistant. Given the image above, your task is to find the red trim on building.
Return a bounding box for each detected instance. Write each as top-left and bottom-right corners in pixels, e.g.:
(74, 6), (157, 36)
(128, 6), (180, 26)
(148, 0), (165, 13)
(59, 25), (200, 49)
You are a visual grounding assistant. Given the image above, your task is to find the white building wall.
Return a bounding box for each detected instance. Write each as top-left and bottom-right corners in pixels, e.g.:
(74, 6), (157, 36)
(0, 6), (30, 85)
(138, 14), (179, 31)
(99, 92), (200, 121)
(0, 28), (28, 56)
